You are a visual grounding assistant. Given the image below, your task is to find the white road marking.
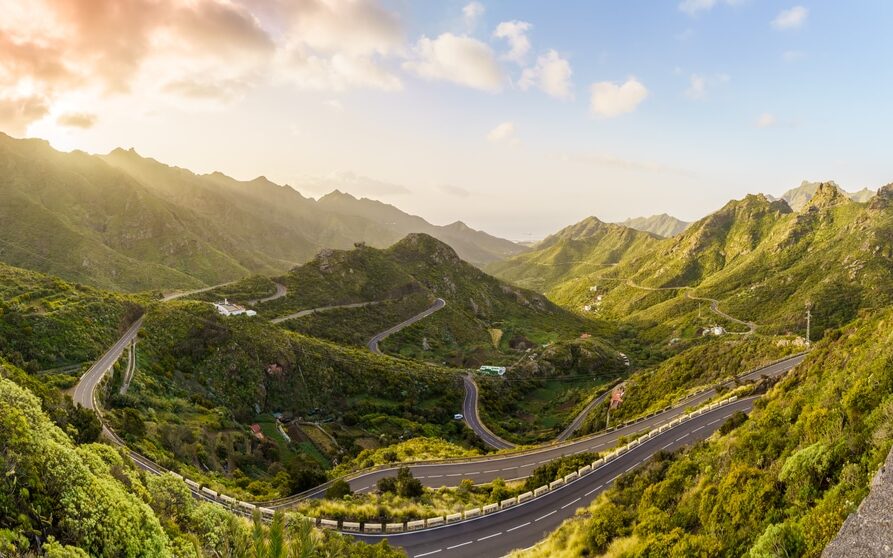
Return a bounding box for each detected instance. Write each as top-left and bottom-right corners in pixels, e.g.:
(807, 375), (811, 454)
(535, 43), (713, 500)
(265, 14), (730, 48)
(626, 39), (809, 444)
(428, 475), (442, 478)
(446, 473), (462, 477)
(676, 434), (689, 442)
(585, 484), (604, 496)
(447, 541), (472, 550)
(478, 532), (502, 541)
(507, 522), (530, 532)
(708, 417), (723, 425)
(625, 461), (642, 473)
(501, 467), (514, 471)
(561, 497), (581, 509)
(484, 469), (499, 474)
(692, 425), (705, 433)
(661, 442), (673, 450)
(415, 550), (442, 557)
(534, 510), (557, 522)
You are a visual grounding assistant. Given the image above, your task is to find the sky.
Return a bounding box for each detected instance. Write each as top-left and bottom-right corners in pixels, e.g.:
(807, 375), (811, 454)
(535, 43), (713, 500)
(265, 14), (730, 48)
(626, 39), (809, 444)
(2, 1), (892, 241)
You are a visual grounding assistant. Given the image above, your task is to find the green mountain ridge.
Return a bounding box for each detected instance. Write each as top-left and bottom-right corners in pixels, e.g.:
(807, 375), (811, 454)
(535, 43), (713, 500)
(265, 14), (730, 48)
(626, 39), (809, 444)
(263, 233), (609, 366)
(0, 132), (523, 292)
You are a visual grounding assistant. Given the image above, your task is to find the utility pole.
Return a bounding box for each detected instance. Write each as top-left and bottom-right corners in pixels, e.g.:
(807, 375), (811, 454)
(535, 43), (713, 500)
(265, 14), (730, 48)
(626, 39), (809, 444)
(805, 303), (812, 346)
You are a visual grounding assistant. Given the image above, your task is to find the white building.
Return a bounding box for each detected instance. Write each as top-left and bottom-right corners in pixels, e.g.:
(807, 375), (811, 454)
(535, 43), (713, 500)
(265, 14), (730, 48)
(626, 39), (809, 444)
(213, 299), (257, 317)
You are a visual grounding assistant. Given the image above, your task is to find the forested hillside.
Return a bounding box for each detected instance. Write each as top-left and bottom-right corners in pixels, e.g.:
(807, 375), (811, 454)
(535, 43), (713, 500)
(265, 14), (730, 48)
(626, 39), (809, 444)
(0, 133), (522, 292)
(264, 233), (612, 366)
(512, 307), (893, 558)
(0, 366), (401, 557)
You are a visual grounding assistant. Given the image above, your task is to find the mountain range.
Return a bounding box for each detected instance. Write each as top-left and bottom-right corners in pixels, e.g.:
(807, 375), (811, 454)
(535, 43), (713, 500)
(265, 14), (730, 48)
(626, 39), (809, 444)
(776, 180), (876, 210)
(618, 213), (690, 237)
(0, 133), (525, 292)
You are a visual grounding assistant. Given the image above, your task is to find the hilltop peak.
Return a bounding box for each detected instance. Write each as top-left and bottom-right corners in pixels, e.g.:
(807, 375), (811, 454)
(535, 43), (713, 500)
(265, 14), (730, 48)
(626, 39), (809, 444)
(389, 233), (462, 265)
(804, 182), (850, 211)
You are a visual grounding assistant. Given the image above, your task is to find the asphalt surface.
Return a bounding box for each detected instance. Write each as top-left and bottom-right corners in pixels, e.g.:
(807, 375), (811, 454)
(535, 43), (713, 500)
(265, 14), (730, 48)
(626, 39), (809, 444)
(555, 382), (618, 441)
(354, 397), (759, 558)
(463, 375), (515, 450)
(271, 301), (382, 324)
(72, 285), (804, 555)
(249, 282), (288, 305)
(161, 282), (237, 302)
(265, 353), (805, 505)
(72, 317), (144, 409)
(686, 291), (757, 334)
(367, 298), (446, 353)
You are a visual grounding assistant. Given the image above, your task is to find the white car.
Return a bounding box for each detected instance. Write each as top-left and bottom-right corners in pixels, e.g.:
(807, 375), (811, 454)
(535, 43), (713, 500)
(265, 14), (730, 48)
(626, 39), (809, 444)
(453, 413), (464, 420)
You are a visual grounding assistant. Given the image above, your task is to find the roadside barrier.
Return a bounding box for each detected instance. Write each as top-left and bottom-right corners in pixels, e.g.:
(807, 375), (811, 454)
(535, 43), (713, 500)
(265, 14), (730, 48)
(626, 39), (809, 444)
(302, 392), (748, 535)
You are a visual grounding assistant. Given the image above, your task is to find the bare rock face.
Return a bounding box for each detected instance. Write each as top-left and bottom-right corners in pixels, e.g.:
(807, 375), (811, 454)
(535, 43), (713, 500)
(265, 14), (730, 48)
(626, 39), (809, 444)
(823, 447), (893, 557)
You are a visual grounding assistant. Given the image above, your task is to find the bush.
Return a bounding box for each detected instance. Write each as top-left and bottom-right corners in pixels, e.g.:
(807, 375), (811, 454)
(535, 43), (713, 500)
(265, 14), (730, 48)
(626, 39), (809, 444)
(325, 479), (353, 499)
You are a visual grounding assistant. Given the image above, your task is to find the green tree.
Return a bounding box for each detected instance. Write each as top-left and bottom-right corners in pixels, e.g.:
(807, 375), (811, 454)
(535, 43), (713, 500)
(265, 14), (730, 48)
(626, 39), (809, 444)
(748, 522), (805, 558)
(325, 479), (352, 499)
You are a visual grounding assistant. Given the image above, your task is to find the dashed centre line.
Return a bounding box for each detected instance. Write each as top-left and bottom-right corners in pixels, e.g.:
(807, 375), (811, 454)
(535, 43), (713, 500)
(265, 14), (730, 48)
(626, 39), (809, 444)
(446, 541), (472, 550)
(561, 497), (581, 509)
(414, 550), (442, 557)
(506, 522), (530, 532)
(534, 510), (557, 522)
(478, 532), (502, 541)
(585, 484), (604, 496)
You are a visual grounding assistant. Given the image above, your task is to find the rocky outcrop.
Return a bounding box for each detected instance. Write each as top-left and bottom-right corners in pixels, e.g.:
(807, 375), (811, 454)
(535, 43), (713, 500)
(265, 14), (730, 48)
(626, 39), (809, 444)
(823, 447), (893, 557)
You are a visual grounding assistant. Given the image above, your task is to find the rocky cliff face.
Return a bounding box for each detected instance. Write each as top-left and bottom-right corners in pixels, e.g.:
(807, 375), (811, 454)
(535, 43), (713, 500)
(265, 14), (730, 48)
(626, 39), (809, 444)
(823, 447), (893, 557)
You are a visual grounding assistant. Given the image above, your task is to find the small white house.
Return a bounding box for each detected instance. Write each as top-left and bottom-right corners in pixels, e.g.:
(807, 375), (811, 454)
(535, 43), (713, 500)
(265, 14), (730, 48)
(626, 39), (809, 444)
(702, 325), (725, 337)
(213, 299), (257, 317)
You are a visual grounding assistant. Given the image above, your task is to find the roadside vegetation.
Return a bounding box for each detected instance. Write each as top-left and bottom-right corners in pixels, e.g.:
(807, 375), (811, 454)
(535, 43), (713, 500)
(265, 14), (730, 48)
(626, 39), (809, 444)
(101, 301), (471, 499)
(511, 308), (893, 557)
(0, 368), (401, 557)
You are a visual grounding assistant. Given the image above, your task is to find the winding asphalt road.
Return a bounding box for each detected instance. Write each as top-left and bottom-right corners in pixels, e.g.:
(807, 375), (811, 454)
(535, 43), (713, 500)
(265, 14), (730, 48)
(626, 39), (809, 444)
(250, 282), (288, 305)
(271, 301), (383, 324)
(354, 397), (759, 558)
(73, 283), (804, 557)
(72, 317), (144, 409)
(555, 381), (620, 441)
(463, 375), (515, 450)
(261, 353), (805, 505)
(368, 298), (446, 353)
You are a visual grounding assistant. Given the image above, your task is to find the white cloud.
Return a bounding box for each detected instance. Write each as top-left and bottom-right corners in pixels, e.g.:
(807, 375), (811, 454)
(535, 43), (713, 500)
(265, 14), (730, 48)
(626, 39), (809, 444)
(463, 2), (485, 30)
(493, 20), (532, 64)
(404, 33), (504, 92)
(684, 73), (729, 100)
(590, 78), (648, 118)
(487, 121), (519, 145)
(772, 6), (808, 30)
(519, 50), (573, 100)
(0, 0), (411, 133)
(756, 113), (777, 128)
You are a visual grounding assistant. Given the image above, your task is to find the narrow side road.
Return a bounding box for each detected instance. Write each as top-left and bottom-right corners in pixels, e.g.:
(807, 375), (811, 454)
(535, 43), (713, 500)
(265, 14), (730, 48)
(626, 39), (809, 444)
(463, 375), (515, 450)
(367, 298), (446, 354)
(250, 281), (288, 305)
(556, 382), (619, 441)
(272, 300), (382, 324)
